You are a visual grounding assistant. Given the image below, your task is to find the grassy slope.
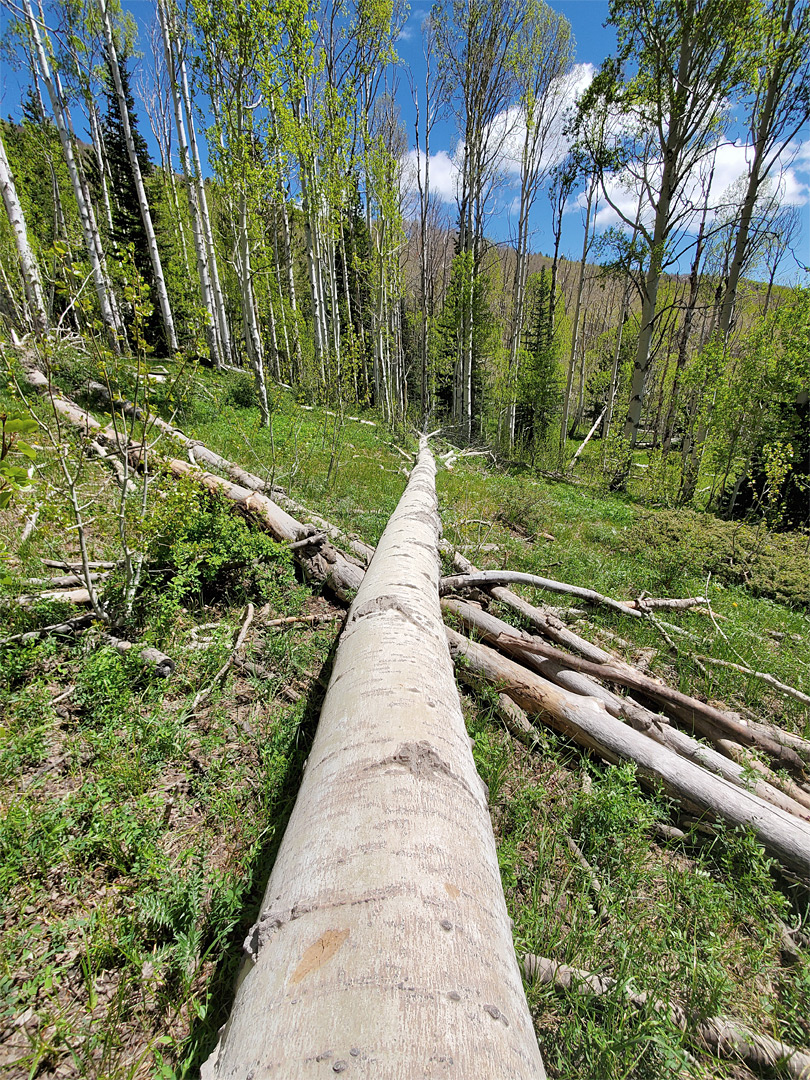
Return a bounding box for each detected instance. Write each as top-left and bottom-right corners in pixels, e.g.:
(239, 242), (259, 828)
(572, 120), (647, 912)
(1, 352), (809, 1079)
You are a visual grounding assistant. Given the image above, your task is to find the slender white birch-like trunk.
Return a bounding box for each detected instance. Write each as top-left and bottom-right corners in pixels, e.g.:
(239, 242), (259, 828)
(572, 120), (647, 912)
(177, 45), (231, 363)
(157, 0), (219, 365)
(560, 173), (595, 456)
(0, 130), (48, 331)
(21, 0), (120, 349)
(98, 0), (177, 352)
(202, 439), (545, 1079)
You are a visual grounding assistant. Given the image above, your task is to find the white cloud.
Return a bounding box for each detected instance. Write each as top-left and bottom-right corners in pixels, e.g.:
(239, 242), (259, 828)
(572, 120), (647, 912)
(401, 148), (461, 204)
(591, 136), (810, 237)
(400, 62), (596, 210)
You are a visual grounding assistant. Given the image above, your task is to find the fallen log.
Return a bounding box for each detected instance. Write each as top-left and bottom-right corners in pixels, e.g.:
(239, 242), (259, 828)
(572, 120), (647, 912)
(203, 439), (545, 1078)
(445, 627), (810, 880)
(695, 654), (810, 709)
(0, 614), (93, 645)
(16, 588), (93, 606)
(21, 573), (109, 588)
(622, 596), (709, 612)
(444, 599), (810, 823)
(495, 631), (806, 779)
(23, 368), (134, 491)
(42, 559), (118, 570)
(522, 955), (810, 1080)
(85, 379), (378, 566)
(98, 633), (175, 677)
(165, 459), (364, 603)
(440, 570), (646, 620)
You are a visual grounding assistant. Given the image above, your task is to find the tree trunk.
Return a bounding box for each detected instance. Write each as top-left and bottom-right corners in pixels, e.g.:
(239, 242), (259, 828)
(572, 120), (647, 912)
(446, 628), (810, 880)
(0, 130), (48, 332)
(158, 0), (219, 366)
(177, 43), (232, 363)
(202, 440), (545, 1079)
(560, 174), (595, 458)
(522, 955), (810, 1080)
(98, 0), (178, 352)
(444, 598), (810, 823)
(21, 0), (120, 350)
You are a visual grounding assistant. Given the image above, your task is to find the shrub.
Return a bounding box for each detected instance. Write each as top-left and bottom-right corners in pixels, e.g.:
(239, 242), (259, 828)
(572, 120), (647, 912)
(628, 507), (810, 607)
(222, 370), (256, 409)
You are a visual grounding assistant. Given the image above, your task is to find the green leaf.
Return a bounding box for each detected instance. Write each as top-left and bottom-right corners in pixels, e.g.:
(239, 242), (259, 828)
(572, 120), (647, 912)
(16, 442), (36, 460)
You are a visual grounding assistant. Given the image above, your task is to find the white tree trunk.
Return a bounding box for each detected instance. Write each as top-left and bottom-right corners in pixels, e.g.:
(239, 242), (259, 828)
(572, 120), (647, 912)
(0, 130), (47, 331)
(447, 628), (810, 880)
(560, 174), (595, 456)
(21, 0), (120, 349)
(98, 0), (178, 352)
(157, 0), (219, 365)
(176, 44), (232, 363)
(202, 439), (545, 1079)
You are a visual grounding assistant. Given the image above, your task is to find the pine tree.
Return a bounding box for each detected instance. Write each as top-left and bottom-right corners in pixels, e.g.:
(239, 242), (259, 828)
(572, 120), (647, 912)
(102, 54), (151, 267)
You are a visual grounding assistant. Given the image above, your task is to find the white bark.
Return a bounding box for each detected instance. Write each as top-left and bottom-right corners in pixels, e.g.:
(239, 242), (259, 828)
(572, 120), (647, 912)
(176, 42), (232, 363)
(98, 0), (178, 352)
(203, 439), (545, 1079)
(0, 130), (47, 331)
(21, 0), (120, 349)
(447, 628), (810, 880)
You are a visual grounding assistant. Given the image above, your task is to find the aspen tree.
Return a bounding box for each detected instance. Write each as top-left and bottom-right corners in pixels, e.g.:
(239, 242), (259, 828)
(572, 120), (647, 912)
(0, 129), (48, 331)
(97, 0), (177, 351)
(202, 439), (545, 1079)
(20, 0), (121, 348)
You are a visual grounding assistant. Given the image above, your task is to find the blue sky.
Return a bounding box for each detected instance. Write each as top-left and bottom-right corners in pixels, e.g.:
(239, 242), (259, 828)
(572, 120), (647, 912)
(2, 0), (808, 281)
(392, 2), (810, 280)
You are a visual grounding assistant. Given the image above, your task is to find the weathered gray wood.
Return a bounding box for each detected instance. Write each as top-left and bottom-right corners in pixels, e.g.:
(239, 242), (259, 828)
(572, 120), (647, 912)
(446, 627), (810, 880)
(444, 598), (810, 823)
(523, 955), (810, 1080)
(441, 569), (646, 619)
(98, 633), (175, 677)
(494, 628), (805, 778)
(203, 439), (545, 1080)
(165, 459), (364, 602)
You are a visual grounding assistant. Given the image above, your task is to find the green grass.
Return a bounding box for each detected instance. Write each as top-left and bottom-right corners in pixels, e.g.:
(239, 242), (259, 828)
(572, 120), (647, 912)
(1, 342), (809, 1078)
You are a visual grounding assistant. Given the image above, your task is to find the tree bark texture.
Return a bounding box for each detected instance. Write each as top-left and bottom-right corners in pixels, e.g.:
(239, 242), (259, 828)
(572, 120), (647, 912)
(523, 955), (810, 1080)
(0, 130), (48, 331)
(98, 0), (178, 352)
(446, 627), (810, 880)
(202, 439), (545, 1079)
(444, 598), (810, 823)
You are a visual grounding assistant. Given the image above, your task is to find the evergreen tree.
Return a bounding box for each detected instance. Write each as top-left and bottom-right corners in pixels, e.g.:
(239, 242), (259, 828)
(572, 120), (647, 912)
(516, 268), (561, 451)
(102, 53), (151, 268)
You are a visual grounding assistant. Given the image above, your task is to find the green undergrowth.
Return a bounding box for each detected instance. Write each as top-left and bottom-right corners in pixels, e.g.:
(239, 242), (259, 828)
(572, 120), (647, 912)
(2, 343), (809, 1078)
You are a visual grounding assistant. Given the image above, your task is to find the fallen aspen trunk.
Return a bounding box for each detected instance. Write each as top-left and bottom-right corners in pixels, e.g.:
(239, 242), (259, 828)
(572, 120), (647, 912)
(0, 614), (92, 645)
(495, 631), (805, 779)
(446, 628), (810, 880)
(86, 379), (378, 565)
(479, 576), (810, 769)
(16, 588), (93, 606)
(23, 368), (134, 492)
(444, 599), (810, 823)
(441, 569), (646, 619)
(522, 955), (810, 1080)
(622, 596), (709, 612)
(165, 459), (364, 603)
(203, 439), (544, 1079)
(695, 654), (810, 709)
(98, 633), (175, 677)
(21, 573), (109, 589)
(23, 365), (368, 605)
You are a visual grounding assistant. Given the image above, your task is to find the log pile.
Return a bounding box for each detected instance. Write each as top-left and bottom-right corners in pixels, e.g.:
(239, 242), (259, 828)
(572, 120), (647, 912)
(18, 362), (810, 882)
(12, 364), (810, 1074)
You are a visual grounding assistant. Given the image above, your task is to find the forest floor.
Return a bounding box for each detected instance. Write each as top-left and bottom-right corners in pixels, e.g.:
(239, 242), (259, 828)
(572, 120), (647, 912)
(1, 344), (809, 1079)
